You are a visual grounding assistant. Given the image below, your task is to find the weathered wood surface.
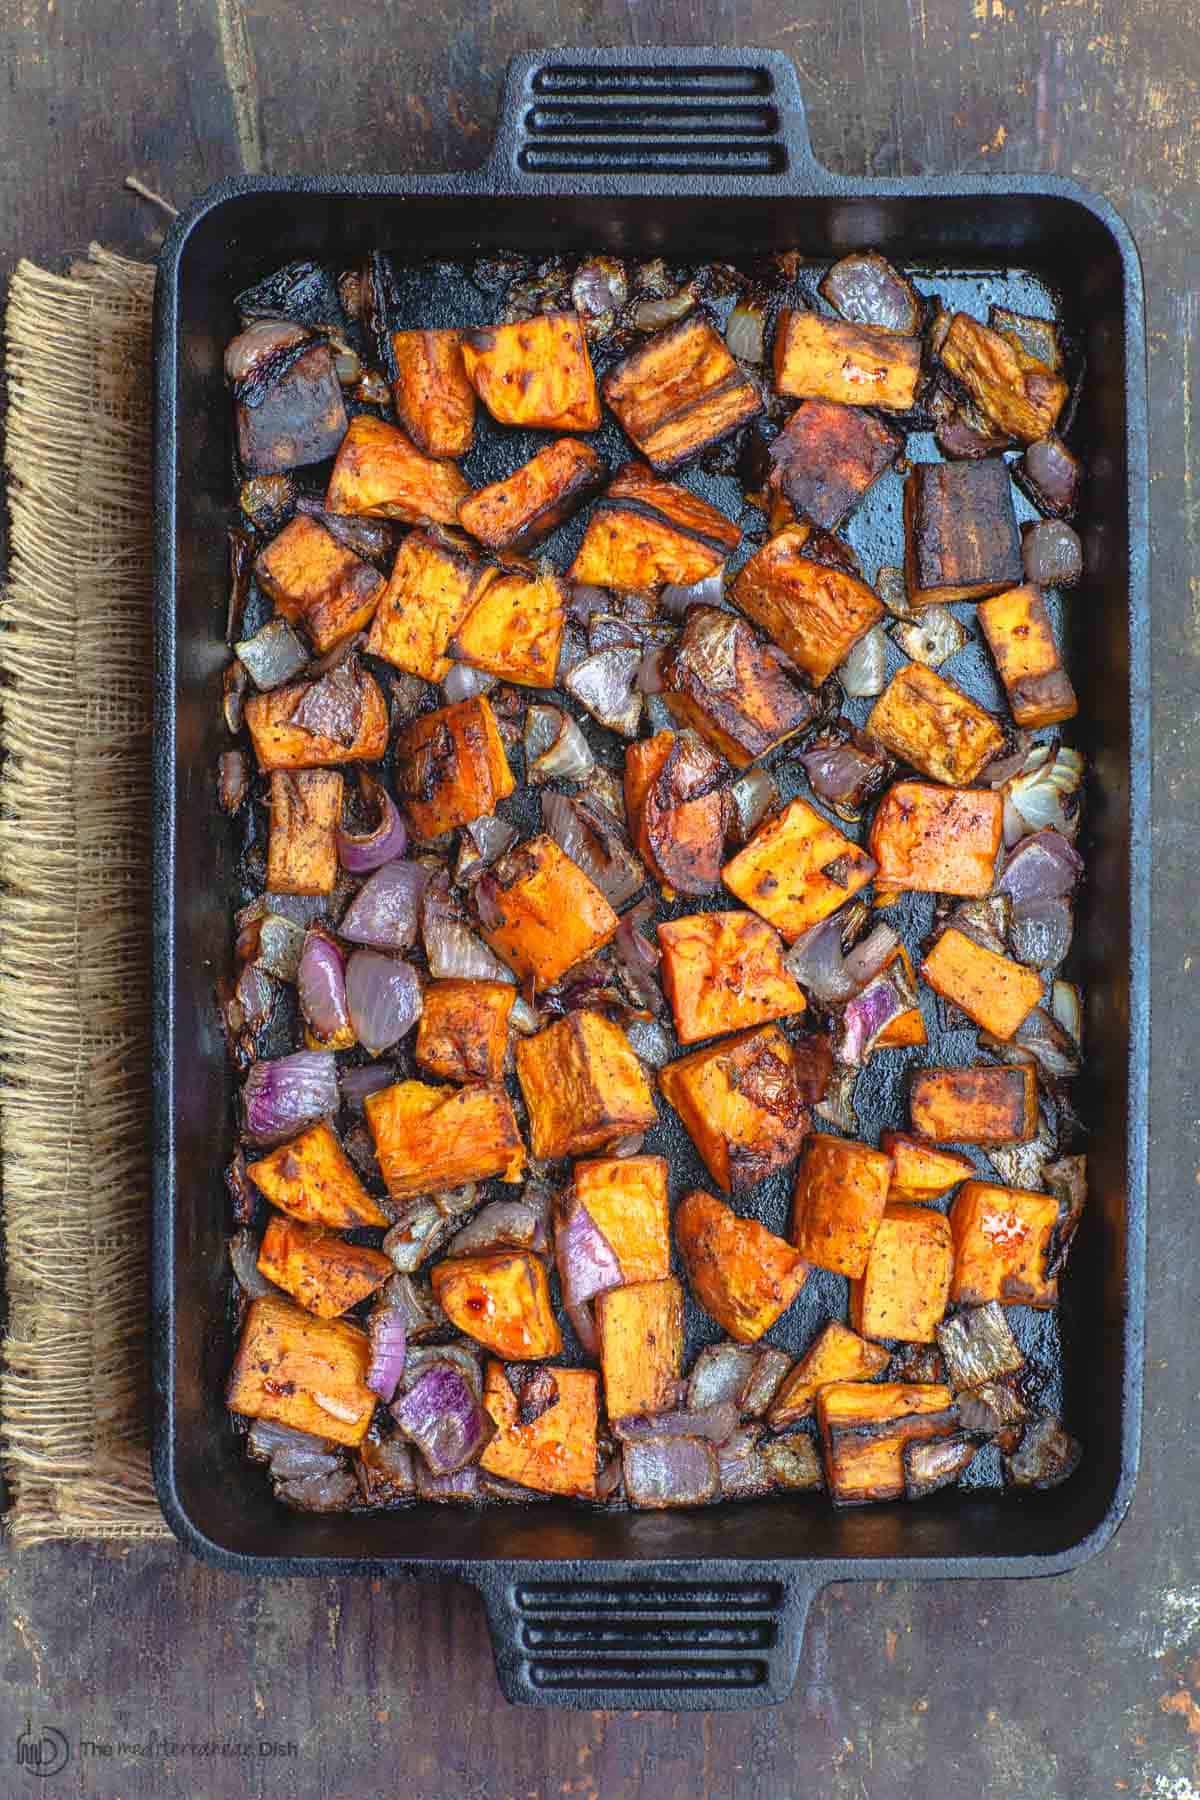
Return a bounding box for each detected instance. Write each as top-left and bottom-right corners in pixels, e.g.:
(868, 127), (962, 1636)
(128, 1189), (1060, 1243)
(0, 2), (1197, 1794)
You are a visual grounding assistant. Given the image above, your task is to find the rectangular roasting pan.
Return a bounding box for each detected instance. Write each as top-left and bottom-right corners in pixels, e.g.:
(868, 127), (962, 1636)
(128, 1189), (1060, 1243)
(151, 47), (1150, 1709)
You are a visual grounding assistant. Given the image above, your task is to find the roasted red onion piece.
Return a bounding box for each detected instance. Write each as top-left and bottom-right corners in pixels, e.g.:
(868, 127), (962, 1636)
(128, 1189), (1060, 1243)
(612, 1401), (739, 1444)
(815, 1064), (858, 1134)
(1009, 896), (1074, 969)
(612, 897), (666, 1016)
(355, 1427), (417, 1504)
(729, 768), (779, 843)
(340, 860), (429, 950)
(717, 1426), (774, 1499)
(442, 661), (498, 705)
(339, 1061), (396, 1110)
(247, 1416), (338, 1472)
(725, 299), (767, 364)
(555, 1198), (623, 1315)
(820, 251), (922, 334)
(797, 726), (892, 821)
(624, 1017), (675, 1069)
(996, 828), (1083, 906)
(444, 1199), (548, 1259)
(659, 569), (726, 617)
(225, 318), (310, 384)
(1045, 1153), (1088, 1278)
(223, 658), (249, 735)
(236, 618), (309, 691)
(1015, 434), (1080, 519)
(421, 874), (515, 982)
(835, 956), (913, 1066)
(622, 1436), (719, 1508)
(903, 1434), (977, 1500)
(229, 1228), (281, 1300)
(566, 648), (644, 738)
(218, 750), (249, 815)
(524, 704), (595, 784)
(297, 929), (349, 1043)
(366, 1310), (407, 1401)
(991, 1007), (1080, 1079)
(542, 791), (645, 909)
(891, 605), (969, 670)
(392, 1363), (494, 1475)
(760, 1433), (823, 1492)
(242, 1050), (339, 1145)
(377, 1273), (445, 1341)
(291, 660), (364, 745)
(837, 624), (887, 698)
(336, 773), (408, 873)
(686, 1344), (758, 1410)
(345, 951), (422, 1055)
(1022, 520), (1082, 587)
(1001, 742), (1084, 845)
(415, 1461), (482, 1503)
(1005, 1415), (1082, 1488)
(739, 1348), (792, 1418)
(936, 1302), (1024, 1393)
(785, 908), (895, 1006)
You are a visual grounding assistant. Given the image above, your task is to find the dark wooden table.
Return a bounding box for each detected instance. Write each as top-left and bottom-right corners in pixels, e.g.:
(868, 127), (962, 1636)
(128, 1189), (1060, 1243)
(1, 3), (1196, 1795)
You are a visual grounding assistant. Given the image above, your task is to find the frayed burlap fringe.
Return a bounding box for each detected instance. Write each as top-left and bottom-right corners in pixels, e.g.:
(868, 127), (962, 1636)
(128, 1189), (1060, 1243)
(1, 247), (170, 1543)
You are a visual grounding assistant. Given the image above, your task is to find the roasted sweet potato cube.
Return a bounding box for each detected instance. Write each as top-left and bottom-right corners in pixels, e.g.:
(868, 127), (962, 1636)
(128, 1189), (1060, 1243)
(365, 528), (497, 682)
(364, 1079), (525, 1201)
(449, 565), (566, 688)
(415, 979), (515, 1084)
(226, 1295), (374, 1446)
(247, 1122), (389, 1229)
(848, 1203), (954, 1342)
(396, 695), (514, 840)
(866, 665), (1006, 786)
(767, 399), (902, 530)
(658, 1024), (810, 1194)
(868, 781), (1003, 897)
(573, 1155), (670, 1285)
(903, 460), (1022, 607)
(480, 1362), (599, 1497)
(722, 796), (876, 942)
(390, 328), (476, 458)
(461, 312), (600, 432)
(940, 312), (1068, 443)
(430, 1251), (562, 1360)
(732, 526), (885, 684)
(949, 1180), (1059, 1308)
(773, 310), (922, 412)
(789, 1133), (894, 1278)
(921, 927), (1043, 1038)
(325, 415), (470, 525)
(624, 729), (730, 897)
(675, 1189), (809, 1343)
(878, 1132), (975, 1206)
(662, 606), (820, 769)
(515, 1010), (658, 1161)
(568, 462), (740, 592)
(266, 769), (343, 895)
(479, 835), (618, 990)
(236, 342), (348, 475)
(601, 313), (762, 472)
(872, 945), (928, 1049)
(910, 1065), (1038, 1145)
(257, 1214), (393, 1319)
(817, 1381), (957, 1506)
(977, 583), (1078, 727)
(244, 666), (390, 771)
(768, 1321), (890, 1426)
(457, 438), (605, 551)
(595, 1278), (684, 1417)
(658, 910), (804, 1045)
(255, 514), (385, 654)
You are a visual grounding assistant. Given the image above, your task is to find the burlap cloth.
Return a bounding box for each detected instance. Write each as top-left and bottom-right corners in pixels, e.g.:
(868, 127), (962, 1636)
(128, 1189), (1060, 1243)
(1, 247), (170, 1543)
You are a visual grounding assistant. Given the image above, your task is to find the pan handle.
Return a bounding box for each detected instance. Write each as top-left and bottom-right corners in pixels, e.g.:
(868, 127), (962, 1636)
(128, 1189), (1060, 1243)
(474, 1566), (824, 1710)
(483, 48), (822, 187)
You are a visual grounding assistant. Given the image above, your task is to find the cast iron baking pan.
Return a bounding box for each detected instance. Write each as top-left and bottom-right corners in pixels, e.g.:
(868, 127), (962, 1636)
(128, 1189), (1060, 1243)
(151, 47), (1150, 1709)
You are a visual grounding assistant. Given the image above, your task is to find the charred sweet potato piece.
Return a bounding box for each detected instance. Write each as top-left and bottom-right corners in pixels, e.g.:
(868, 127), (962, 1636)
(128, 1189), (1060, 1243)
(480, 1362), (599, 1497)
(866, 665), (1006, 787)
(365, 528), (497, 682)
(767, 400), (902, 530)
(255, 514), (385, 654)
(325, 415), (470, 525)
(573, 1155), (670, 1285)
(457, 439), (605, 551)
(878, 1132), (974, 1206)
(939, 312), (1068, 443)
(568, 462), (740, 592)
(661, 606), (820, 769)
(817, 1381), (957, 1506)
(364, 1079), (525, 1201)
(977, 583), (1079, 727)
(390, 328), (476, 458)
(789, 1133), (894, 1278)
(396, 695), (515, 840)
(257, 1214), (393, 1318)
(768, 1321), (890, 1426)
(235, 341), (348, 475)
(732, 526), (885, 684)
(516, 1011), (658, 1161)
(848, 1203), (954, 1342)
(773, 310), (922, 412)
(658, 910), (805, 1045)
(601, 313), (762, 472)
(675, 1189), (809, 1343)
(430, 1251), (562, 1360)
(449, 565), (567, 688)
(595, 1278), (684, 1417)
(479, 835), (618, 990)
(871, 945), (928, 1050)
(903, 460), (1022, 607)
(227, 1294), (374, 1447)
(949, 1180), (1059, 1308)
(910, 1065), (1038, 1145)
(266, 769), (343, 895)
(624, 729), (731, 897)
(245, 665), (389, 771)
(659, 1024), (810, 1194)
(921, 927), (1043, 1038)
(461, 312), (600, 432)
(722, 796), (876, 942)
(414, 979), (515, 1084)
(246, 1121), (389, 1229)
(868, 782), (1003, 897)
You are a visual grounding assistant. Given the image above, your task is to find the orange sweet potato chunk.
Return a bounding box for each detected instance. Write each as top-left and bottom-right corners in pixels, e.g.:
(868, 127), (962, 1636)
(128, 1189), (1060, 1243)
(722, 796), (876, 942)
(257, 1214), (392, 1319)
(480, 1362), (599, 1497)
(601, 313), (762, 472)
(449, 565), (566, 688)
(415, 979), (515, 1085)
(573, 1155), (670, 1285)
(226, 1295), (374, 1447)
(675, 1189), (809, 1343)
(767, 1321), (890, 1427)
(568, 462), (740, 592)
(461, 313), (601, 432)
(624, 729), (730, 898)
(977, 583), (1078, 728)
(773, 310), (922, 411)
(658, 910), (805, 1045)
(910, 1065), (1038, 1145)
(658, 1023), (810, 1194)
(430, 1251), (562, 1360)
(661, 606), (819, 769)
(325, 414), (470, 524)
(247, 1121), (390, 1229)
(920, 927), (1043, 1039)
(817, 1381), (957, 1506)
(868, 783), (1003, 898)
(866, 665), (1006, 786)
(390, 327), (476, 458)
(939, 312), (1068, 443)
(266, 769), (343, 895)
(515, 1011), (658, 1162)
(396, 695), (515, 840)
(457, 438), (605, 552)
(255, 514), (385, 653)
(789, 1133), (894, 1278)
(878, 1132), (974, 1206)
(596, 1278), (684, 1418)
(949, 1180), (1059, 1308)
(849, 1203), (954, 1342)
(365, 528), (497, 682)
(364, 1079), (525, 1201)
(732, 527), (884, 685)
(479, 834), (618, 990)
(244, 666), (389, 771)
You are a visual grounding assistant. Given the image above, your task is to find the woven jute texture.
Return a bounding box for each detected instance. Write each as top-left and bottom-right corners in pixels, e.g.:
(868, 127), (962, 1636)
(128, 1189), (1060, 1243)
(1, 247), (170, 1543)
